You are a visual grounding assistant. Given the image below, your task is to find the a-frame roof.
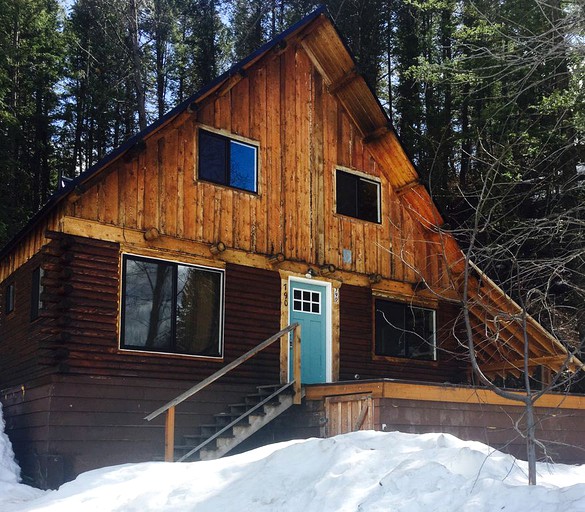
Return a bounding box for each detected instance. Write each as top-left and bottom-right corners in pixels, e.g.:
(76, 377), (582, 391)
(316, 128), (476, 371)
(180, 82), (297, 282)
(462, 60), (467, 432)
(0, 7), (579, 376)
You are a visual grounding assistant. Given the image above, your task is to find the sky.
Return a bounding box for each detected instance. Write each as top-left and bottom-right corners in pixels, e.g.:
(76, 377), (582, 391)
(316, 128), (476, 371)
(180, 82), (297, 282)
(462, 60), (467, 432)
(3, 400), (585, 512)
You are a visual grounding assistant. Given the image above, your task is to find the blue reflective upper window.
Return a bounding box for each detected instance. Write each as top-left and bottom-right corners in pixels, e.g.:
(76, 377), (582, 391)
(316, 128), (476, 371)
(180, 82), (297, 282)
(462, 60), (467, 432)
(198, 129), (257, 193)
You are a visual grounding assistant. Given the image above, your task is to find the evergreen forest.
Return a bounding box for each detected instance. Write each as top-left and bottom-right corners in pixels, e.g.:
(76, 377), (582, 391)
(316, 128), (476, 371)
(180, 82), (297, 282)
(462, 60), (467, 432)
(0, 0), (583, 346)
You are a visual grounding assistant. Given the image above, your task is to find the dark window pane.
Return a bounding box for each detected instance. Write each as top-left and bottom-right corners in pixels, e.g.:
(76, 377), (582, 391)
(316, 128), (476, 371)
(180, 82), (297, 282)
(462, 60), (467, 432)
(303, 302), (311, 312)
(31, 267), (44, 320)
(199, 131), (227, 185)
(375, 301), (405, 357)
(294, 289), (301, 300)
(303, 291), (310, 301)
(312, 303), (319, 313)
(230, 140), (256, 192)
(123, 259), (173, 351)
(405, 307), (435, 359)
(176, 266), (222, 356)
(312, 292), (319, 303)
(6, 284), (14, 314)
(375, 300), (435, 360)
(358, 178), (380, 222)
(293, 300), (302, 311)
(336, 170), (357, 217)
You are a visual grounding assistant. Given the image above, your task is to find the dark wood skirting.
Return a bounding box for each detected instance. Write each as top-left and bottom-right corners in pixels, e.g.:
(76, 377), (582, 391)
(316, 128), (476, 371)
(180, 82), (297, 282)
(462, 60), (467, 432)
(1, 374), (259, 489)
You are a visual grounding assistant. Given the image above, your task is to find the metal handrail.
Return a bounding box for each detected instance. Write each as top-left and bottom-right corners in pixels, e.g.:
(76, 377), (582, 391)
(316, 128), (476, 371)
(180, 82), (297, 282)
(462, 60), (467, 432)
(144, 323), (301, 461)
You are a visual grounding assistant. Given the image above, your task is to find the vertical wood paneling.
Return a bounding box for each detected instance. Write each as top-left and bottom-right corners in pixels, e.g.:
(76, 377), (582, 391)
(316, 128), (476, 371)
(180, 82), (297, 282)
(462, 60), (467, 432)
(164, 128), (179, 236)
(176, 123), (186, 238)
(296, 47), (312, 263)
(250, 65), (267, 254)
(282, 46), (297, 259)
(266, 55), (283, 255)
(311, 68), (325, 264)
(182, 120), (196, 240)
(2, 41), (453, 290)
(323, 90), (339, 268)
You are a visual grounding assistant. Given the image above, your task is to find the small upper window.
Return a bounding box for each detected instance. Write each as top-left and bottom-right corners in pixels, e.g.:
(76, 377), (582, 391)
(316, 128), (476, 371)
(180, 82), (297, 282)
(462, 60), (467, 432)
(31, 267), (44, 320)
(375, 299), (436, 360)
(336, 169), (380, 223)
(198, 129), (258, 193)
(5, 283), (14, 314)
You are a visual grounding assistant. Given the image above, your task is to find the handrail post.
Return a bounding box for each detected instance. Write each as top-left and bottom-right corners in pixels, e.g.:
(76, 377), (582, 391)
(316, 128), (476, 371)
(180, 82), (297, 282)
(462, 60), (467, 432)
(165, 406), (175, 462)
(293, 324), (301, 404)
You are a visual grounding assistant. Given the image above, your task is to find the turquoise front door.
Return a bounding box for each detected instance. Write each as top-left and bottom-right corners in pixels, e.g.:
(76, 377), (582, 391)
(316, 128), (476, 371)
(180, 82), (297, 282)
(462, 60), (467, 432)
(289, 280), (328, 384)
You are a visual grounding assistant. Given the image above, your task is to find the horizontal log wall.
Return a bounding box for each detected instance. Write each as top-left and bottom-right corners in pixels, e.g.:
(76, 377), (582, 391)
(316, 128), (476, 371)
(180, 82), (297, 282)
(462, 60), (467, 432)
(1, 234), (283, 389)
(0, 254), (51, 386)
(67, 42), (449, 289)
(338, 284), (467, 383)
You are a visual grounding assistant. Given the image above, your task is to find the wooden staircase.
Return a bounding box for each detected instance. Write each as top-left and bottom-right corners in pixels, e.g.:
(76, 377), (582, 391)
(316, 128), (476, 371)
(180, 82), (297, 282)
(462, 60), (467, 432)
(175, 382), (299, 462)
(145, 324), (303, 463)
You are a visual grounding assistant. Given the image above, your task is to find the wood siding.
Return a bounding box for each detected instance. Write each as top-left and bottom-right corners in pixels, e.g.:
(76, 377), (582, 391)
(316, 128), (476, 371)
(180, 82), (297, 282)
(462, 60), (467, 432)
(2, 233), (283, 389)
(64, 43), (449, 289)
(338, 284), (467, 383)
(0, 254), (50, 386)
(1, 375), (258, 488)
(376, 397), (585, 465)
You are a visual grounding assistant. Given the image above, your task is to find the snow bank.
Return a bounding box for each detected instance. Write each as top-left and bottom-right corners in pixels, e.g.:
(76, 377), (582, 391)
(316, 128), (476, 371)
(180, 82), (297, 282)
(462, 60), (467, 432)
(0, 402), (44, 508)
(3, 430), (585, 512)
(0, 401), (20, 485)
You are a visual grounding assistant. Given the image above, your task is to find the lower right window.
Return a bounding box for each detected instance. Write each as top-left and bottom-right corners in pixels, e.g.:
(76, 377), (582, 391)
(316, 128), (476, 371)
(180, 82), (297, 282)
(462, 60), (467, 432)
(374, 299), (436, 360)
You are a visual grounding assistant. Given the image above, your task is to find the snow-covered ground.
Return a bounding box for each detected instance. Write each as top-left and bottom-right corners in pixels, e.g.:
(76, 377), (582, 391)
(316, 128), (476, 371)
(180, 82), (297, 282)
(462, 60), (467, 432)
(2, 401), (585, 512)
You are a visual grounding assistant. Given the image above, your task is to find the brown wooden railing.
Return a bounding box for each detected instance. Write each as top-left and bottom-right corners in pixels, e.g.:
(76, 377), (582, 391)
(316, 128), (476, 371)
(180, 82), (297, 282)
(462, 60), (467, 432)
(145, 323), (302, 462)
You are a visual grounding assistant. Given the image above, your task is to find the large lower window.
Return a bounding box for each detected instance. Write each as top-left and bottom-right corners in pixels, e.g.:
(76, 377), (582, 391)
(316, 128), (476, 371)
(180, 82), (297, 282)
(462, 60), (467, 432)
(375, 299), (436, 360)
(198, 129), (258, 193)
(336, 169), (380, 223)
(121, 255), (224, 357)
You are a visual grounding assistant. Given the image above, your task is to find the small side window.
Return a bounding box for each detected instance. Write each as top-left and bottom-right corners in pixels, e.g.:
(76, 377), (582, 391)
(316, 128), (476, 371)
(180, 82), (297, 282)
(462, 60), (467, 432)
(31, 267), (44, 320)
(5, 283), (14, 314)
(198, 129), (258, 193)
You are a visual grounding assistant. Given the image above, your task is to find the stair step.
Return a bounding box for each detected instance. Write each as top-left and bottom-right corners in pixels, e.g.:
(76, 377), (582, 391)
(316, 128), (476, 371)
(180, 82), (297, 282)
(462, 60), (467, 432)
(198, 424), (236, 437)
(256, 384), (288, 395)
(244, 393), (283, 406)
(228, 403), (251, 414)
(214, 412), (262, 426)
(175, 383), (297, 463)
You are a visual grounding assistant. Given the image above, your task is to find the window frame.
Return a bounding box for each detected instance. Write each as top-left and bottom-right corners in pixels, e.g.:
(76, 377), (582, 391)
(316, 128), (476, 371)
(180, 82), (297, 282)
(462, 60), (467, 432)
(119, 254), (225, 359)
(373, 298), (437, 361)
(31, 267), (44, 321)
(197, 127), (259, 194)
(335, 168), (381, 223)
(5, 283), (14, 315)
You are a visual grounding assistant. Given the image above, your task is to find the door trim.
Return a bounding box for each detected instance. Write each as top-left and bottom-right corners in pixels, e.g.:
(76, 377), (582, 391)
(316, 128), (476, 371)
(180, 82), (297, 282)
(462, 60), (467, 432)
(288, 276), (333, 383)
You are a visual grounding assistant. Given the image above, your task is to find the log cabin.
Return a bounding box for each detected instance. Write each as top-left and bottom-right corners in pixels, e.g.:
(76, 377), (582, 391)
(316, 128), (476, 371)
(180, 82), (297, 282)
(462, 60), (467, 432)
(1, 7), (584, 489)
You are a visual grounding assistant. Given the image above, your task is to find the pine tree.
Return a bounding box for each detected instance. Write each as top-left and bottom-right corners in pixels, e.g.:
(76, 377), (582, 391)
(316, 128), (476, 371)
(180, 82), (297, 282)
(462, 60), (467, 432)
(0, 0), (64, 246)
